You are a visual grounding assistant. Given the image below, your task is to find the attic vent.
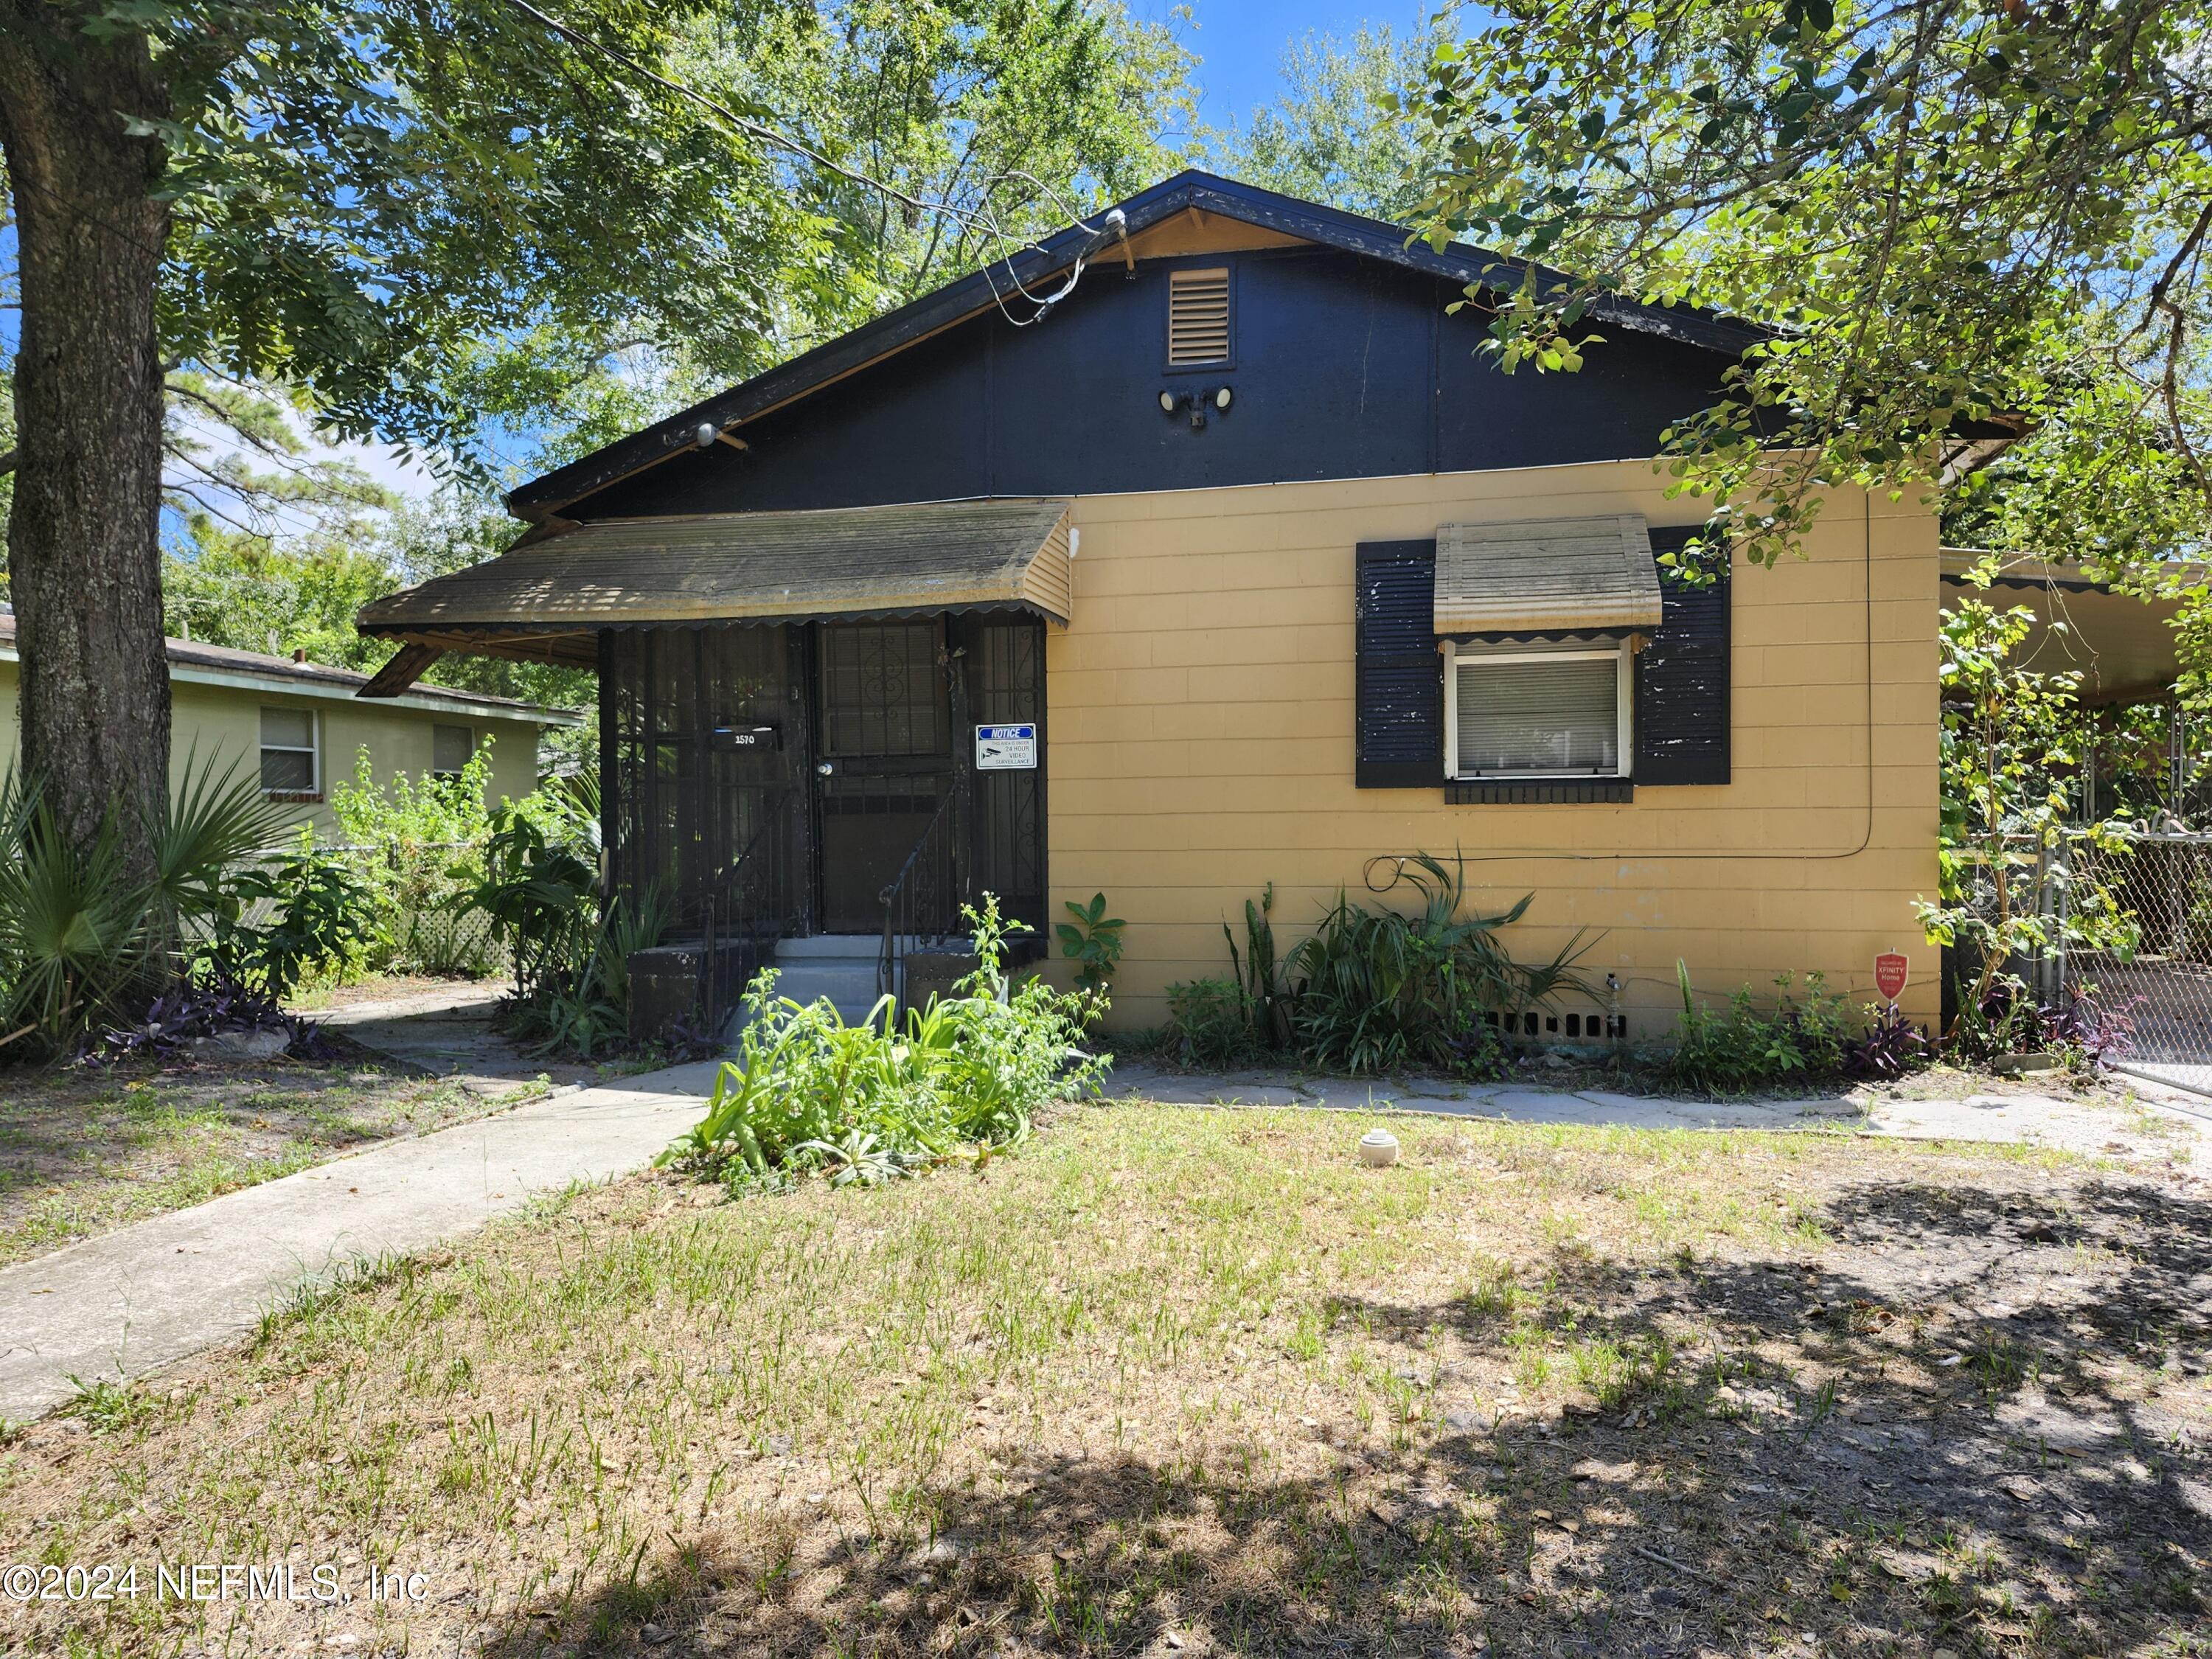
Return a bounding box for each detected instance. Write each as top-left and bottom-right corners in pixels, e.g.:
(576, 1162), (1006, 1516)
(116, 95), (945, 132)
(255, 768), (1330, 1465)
(1166, 267), (1231, 366)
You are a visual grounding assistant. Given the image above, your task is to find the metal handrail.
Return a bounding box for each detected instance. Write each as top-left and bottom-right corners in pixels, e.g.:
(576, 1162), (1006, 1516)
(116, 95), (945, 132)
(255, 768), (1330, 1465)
(877, 790), (956, 1003)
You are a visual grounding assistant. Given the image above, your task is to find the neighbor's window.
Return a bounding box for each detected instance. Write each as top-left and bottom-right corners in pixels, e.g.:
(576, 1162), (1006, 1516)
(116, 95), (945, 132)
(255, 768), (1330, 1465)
(1447, 644), (1632, 779)
(259, 706), (319, 794)
(432, 723), (474, 779)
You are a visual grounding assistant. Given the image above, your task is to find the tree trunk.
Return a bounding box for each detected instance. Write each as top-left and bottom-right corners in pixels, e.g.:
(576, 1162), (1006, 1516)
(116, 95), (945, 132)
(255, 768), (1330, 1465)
(0, 4), (172, 876)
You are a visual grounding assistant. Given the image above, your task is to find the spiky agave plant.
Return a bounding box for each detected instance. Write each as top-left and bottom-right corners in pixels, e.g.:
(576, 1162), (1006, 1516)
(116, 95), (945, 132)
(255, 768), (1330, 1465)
(1285, 850), (1594, 1075)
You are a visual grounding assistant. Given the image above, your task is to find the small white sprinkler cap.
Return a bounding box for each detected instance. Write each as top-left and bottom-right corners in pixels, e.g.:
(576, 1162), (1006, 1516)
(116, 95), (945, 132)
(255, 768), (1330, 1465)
(1357, 1128), (1400, 1167)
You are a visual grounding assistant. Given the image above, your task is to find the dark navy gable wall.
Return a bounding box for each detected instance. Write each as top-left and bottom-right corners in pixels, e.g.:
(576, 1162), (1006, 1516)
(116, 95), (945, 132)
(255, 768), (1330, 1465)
(575, 248), (1731, 520)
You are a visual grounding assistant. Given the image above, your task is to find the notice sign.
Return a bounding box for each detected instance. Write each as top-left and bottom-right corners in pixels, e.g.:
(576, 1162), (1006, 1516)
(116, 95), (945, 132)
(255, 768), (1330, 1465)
(975, 723), (1037, 770)
(1874, 952), (1909, 1002)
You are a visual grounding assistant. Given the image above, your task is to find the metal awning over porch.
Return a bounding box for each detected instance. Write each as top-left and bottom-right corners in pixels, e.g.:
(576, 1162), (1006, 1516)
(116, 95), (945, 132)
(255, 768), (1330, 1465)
(353, 497), (1074, 695)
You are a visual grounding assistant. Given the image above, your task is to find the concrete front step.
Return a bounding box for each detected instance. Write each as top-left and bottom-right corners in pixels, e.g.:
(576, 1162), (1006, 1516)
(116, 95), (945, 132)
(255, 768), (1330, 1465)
(775, 933), (883, 960)
(723, 936), (966, 1040)
(766, 937), (888, 1029)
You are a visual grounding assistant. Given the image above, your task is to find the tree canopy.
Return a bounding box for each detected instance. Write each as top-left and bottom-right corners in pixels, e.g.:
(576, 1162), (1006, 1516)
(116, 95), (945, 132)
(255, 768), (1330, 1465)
(1195, 23), (1447, 223)
(1396, 0), (2212, 580)
(139, 0), (1191, 672)
(2, 0), (1191, 859)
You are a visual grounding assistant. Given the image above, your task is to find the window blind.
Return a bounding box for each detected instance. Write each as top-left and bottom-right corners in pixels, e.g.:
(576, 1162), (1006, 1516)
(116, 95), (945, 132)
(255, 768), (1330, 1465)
(1455, 656), (1618, 776)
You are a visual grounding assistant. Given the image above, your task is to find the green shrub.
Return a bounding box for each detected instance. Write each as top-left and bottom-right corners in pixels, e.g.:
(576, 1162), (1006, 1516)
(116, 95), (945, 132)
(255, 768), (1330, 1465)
(1158, 858), (1589, 1077)
(202, 831), (376, 999)
(462, 805), (598, 1004)
(328, 742), (503, 975)
(661, 897), (1105, 1186)
(1166, 976), (1258, 1068)
(459, 801), (672, 1058)
(1663, 961), (1853, 1094)
(0, 754), (288, 1059)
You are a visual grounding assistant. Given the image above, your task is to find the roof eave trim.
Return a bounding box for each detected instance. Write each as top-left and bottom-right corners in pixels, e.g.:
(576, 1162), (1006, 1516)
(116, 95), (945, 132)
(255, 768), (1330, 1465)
(0, 639), (576, 722)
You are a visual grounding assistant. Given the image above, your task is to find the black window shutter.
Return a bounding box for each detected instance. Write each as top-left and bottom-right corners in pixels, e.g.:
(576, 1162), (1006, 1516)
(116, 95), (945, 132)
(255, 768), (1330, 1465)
(1635, 529), (1731, 785)
(1354, 539), (1442, 788)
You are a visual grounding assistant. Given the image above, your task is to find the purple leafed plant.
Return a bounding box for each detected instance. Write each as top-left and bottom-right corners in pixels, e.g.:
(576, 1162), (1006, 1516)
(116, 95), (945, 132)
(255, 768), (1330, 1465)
(2041, 992), (2137, 1068)
(1948, 978), (2138, 1071)
(1846, 1004), (1933, 1079)
(94, 973), (332, 1063)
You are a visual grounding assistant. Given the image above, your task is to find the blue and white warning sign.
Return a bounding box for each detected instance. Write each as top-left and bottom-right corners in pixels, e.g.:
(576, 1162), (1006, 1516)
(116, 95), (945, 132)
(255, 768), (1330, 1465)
(975, 723), (1037, 770)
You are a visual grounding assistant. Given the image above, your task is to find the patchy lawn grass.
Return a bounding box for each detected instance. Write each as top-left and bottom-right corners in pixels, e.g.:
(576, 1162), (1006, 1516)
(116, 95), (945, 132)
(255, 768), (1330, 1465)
(2, 1105), (2207, 1658)
(0, 1054), (545, 1267)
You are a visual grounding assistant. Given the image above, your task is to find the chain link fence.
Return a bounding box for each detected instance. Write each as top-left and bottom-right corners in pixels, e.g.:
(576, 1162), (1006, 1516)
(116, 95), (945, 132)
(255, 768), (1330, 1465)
(2066, 832), (2212, 1096)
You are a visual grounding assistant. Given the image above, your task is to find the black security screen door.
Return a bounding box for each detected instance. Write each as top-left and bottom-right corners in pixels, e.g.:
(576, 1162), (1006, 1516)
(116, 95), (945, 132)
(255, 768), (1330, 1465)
(603, 624), (811, 939)
(815, 620), (955, 933)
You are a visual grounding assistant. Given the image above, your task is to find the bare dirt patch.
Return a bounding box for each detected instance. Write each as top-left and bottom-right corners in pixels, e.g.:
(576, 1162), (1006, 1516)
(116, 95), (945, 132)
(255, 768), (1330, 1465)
(289, 973), (503, 1014)
(1, 1107), (2205, 1658)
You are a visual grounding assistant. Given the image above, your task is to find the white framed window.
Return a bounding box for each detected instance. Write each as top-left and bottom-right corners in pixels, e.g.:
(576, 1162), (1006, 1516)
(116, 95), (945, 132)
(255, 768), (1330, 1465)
(1445, 641), (1632, 780)
(432, 723), (474, 779)
(259, 706), (319, 794)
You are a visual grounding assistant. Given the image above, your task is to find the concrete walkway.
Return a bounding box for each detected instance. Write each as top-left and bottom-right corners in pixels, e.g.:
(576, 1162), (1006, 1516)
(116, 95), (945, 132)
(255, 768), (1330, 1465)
(6, 1029), (2204, 1424)
(1102, 1060), (2212, 1164)
(313, 981), (608, 1090)
(0, 1059), (724, 1422)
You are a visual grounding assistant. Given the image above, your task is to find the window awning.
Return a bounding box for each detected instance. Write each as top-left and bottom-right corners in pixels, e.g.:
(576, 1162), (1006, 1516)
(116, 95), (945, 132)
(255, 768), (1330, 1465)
(352, 498), (1074, 693)
(1433, 514), (1665, 636)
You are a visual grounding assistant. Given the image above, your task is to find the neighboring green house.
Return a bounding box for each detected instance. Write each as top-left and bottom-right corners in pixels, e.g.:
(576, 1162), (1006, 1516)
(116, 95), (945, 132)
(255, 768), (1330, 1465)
(0, 606), (582, 840)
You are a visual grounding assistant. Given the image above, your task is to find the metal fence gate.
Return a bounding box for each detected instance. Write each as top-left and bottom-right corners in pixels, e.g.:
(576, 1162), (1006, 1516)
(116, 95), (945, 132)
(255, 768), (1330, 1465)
(2067, 831), (2212, 1096)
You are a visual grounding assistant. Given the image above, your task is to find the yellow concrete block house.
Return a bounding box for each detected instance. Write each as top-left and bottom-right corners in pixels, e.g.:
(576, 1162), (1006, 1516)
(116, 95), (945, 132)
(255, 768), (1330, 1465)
(357, 173), (1961, 1038)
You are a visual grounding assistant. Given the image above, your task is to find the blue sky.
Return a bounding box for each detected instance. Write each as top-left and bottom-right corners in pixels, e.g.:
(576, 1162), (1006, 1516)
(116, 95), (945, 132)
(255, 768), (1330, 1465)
(1130, 0), (1436, 133)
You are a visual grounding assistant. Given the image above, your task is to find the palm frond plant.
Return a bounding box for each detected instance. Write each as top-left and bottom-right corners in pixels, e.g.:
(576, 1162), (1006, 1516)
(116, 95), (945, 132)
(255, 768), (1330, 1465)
(148, 745), (293, 931)
(0, 781), (149, 1053)
(0, 752), (292, 1058)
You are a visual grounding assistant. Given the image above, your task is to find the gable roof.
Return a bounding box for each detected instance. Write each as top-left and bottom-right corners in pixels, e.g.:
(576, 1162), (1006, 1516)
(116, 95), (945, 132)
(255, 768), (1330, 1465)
(505, 170), (1767, 524)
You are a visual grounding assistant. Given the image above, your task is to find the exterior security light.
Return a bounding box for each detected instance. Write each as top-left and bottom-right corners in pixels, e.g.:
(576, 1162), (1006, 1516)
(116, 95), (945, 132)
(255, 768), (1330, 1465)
(1214, 386), (1233, 411)
(694, 422), (717, 449)
(1158, 390), (1177, 414)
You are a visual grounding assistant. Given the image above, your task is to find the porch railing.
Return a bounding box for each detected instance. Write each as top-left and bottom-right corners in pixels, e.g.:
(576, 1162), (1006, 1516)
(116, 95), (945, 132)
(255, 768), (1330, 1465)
(878, 790), (957, 1002)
